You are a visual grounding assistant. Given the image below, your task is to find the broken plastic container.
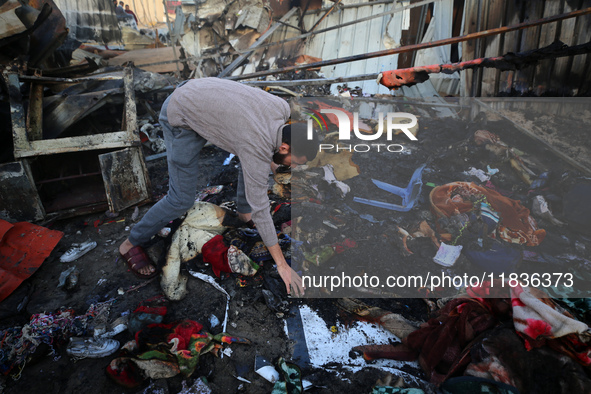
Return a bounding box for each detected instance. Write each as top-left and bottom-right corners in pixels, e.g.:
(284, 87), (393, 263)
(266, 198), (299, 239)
(353, 164), (426, 212)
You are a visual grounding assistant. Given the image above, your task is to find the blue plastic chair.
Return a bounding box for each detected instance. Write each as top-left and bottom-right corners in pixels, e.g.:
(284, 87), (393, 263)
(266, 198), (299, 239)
(353, 164), (426, 212)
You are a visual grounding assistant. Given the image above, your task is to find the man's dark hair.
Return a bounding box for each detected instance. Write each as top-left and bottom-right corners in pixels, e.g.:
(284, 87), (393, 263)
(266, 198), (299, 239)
(282, 123), (319, 162)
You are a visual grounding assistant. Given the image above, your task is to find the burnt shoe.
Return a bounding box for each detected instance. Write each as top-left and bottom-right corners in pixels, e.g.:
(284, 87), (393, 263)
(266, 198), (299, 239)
(60, 240), (97, 262)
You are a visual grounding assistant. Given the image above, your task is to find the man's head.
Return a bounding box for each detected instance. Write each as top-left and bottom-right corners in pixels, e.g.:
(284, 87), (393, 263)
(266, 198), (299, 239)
(119, 1), (124, 6)
(125, 4), (130, 10)
(273, 123), (319, 167)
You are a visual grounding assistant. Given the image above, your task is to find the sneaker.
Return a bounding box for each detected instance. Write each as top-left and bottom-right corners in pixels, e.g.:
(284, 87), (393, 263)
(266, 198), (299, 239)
(60, 240), (97, 262)
(67, 337), (119, 359)
(95, 316), (129, 339)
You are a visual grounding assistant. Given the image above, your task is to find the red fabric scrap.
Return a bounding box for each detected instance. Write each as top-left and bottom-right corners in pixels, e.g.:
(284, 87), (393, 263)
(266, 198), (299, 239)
(201, 235), (231, 277)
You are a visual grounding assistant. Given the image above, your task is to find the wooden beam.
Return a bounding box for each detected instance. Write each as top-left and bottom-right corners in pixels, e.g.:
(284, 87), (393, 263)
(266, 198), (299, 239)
(26, 82), (44, 141)
(14, 132), (140, 159)
(123, 67), (138, 138)
(2, 71), (32, 153)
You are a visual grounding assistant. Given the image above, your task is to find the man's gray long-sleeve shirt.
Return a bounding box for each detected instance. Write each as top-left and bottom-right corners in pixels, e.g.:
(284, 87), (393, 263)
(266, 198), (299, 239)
(166, 77), (290, 247)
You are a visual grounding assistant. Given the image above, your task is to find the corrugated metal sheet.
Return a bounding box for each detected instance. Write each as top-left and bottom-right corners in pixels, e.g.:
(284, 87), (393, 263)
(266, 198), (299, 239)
(196, 0), (589, 97)
(54, 0), (122, 43)
(230, 0), (406, 96)
(462, 0), (591, 97)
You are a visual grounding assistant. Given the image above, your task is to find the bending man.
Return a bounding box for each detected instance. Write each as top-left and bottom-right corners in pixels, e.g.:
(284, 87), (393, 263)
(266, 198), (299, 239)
(119, 77), (318, 296)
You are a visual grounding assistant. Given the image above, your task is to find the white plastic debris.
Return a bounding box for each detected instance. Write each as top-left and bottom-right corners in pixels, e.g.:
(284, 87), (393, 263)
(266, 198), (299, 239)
(57, 266), (77, 288)
(222, 347), (232, 357)
(131, 206), (140, 221)
(223, 153), (235, 165)
(209, 314), (220, 328)
(433, 242), (463, 267)
(255, 366), (280, 383)
(321, 164), (350, 197)
(465, 167), (490, 182)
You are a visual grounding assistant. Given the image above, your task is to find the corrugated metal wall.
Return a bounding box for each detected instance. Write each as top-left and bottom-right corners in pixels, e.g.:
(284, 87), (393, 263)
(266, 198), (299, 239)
(54, 0), (122, 43)
(461, 0), (591, 96)
(231, 0), (406, 96)
(305, 1), (402, 95)
(209, 0), (591, 97)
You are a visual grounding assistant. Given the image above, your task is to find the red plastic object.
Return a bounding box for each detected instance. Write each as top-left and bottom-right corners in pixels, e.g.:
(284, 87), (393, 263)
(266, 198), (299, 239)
(0, 219), (63, 302)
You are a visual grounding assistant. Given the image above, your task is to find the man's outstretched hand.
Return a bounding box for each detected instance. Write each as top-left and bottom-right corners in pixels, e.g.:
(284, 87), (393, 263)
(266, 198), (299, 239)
(268, 243), (305, 296)
(277, 263), (305, 297)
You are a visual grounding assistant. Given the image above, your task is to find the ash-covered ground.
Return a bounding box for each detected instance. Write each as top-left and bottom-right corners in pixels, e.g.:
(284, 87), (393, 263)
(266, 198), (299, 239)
(1, 98), (590, 394)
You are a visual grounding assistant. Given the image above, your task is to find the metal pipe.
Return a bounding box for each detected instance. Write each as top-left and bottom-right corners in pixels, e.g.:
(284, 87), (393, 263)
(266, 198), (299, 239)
(308, 0), (342, 33)
(378, 40), (591, 89)
(228, 7), (591, 81)
(18, 75), (123, 83)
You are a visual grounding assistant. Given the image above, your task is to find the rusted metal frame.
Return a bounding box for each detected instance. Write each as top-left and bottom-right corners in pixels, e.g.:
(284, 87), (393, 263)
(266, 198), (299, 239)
(19, 75), (123, 83)
(356, 96), (468, 108)
(229, 7), (591, 81)
(2, 71), (32, 154)
(242, 73), (380, 86)
(378, 40), (591, 89)
(303, 0), (396, 13)
(340, 0), (402, 9)
(308, 0), (342, 33)
(299, 0), (311, 31)
(232, 0), (442, 55)
(475, 98), (591, 176)
(26, 81), (44, 141)
(133, 54), (220, 69)
(218, 7), (298, 77)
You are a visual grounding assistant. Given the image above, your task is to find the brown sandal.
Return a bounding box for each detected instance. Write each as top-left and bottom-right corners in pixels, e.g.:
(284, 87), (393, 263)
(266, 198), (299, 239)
(121, 246), (158, 279)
